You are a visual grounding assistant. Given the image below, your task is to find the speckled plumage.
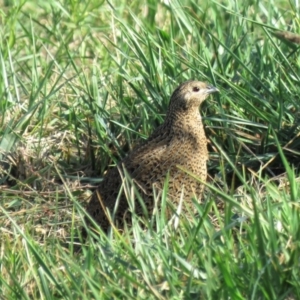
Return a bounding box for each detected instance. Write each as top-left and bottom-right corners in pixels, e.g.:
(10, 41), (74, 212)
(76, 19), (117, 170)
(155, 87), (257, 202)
(85, 80), (218, 232)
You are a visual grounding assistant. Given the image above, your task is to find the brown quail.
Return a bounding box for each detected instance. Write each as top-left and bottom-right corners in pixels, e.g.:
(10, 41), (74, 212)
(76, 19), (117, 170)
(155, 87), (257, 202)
(85, 80), (218, 232)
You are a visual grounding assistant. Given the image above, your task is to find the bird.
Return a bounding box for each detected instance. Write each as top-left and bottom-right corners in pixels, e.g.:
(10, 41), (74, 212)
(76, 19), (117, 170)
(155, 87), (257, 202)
(85, 80), (219, 233)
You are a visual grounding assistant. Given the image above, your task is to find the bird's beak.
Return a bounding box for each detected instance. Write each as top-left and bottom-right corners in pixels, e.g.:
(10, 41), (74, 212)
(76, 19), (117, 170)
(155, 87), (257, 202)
(206, 85), (219, 94)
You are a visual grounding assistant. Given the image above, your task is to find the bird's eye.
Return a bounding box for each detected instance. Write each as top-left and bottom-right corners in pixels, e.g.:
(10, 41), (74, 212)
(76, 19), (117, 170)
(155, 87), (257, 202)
(193, 87), (200, 92)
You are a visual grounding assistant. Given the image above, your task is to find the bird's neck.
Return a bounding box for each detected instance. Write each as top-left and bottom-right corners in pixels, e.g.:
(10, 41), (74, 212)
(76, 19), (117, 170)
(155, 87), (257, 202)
(164, 109), (204, 134)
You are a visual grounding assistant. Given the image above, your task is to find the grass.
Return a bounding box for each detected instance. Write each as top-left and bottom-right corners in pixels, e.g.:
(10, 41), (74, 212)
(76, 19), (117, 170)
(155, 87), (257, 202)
(1, 0), (300, 298)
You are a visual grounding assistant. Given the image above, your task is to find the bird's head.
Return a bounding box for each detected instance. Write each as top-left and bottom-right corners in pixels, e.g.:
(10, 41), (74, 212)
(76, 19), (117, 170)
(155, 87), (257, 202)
(169, 80), (218, 112)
